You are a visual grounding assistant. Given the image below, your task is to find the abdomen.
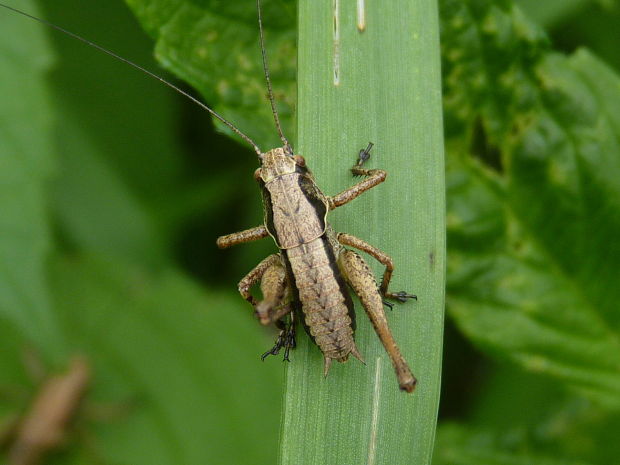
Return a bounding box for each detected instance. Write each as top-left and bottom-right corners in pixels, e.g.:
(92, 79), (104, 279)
(283, 236), (355, 361)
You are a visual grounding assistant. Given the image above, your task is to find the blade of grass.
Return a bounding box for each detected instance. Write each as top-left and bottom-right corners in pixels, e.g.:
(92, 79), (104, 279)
(280, 1), (445, 464)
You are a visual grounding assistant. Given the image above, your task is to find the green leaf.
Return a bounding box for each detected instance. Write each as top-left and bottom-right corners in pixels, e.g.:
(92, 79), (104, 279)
(467, 364), (620, 465)
(51, 114), (169, 267)
(441, 0), (620, 407)
(0, 0), (63, 352)
(47, 254), (283, 465)
(279, 1), (445, 464)
(433, 423), (595, 465)
(515, 0), (593, 27)
(125, 0), (297, 149)
(39, 0), (184, 267)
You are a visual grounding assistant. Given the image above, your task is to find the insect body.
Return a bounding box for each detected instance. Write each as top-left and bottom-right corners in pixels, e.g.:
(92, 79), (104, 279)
(213, 0), (418, 393)
(217, 142), (418, 392)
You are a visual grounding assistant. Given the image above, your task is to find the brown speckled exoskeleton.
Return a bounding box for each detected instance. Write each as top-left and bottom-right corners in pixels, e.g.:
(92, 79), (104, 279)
(213, 1), (418, 393)
(217, 143), (418, 392)
(0, 1), (417, 392)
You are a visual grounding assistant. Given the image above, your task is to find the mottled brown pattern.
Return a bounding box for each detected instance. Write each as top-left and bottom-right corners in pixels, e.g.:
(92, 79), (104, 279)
(328, 168), (386, 210)
(287, 236), (357, 361)
(256, 259), (287, 325)
(338, 250), (416, 392)
(265, 173), (327, 249)
(259, 147), (296, 182)
(237, 254), (281, 307)
(216, 225), (268, 249)
(217, 146), (416, 392)
(337, 232), (394, 296)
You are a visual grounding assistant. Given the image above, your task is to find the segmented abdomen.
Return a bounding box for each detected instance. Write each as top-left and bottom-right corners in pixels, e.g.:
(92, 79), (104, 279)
(284, 236), (355, 361)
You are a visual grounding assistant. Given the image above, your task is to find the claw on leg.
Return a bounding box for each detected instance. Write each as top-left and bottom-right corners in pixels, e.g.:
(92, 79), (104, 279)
(354, 142), (374, 170)
(261, 330), (285, 361)
(338, 232), (417, 307)
(261, 313), (296, 362)
(384, 291), (417, 303)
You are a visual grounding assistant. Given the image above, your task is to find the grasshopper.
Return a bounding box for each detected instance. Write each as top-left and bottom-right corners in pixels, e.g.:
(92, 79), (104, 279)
(217, 140), (418, 392)
(214, 1), (418, 393)
(0, 0), (418, 392)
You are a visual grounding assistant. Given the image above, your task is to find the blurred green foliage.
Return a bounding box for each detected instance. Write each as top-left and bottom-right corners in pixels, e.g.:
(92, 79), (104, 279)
(0, 0), (619, 463)
(1, 0), (283, 463)
(437, 0), (620, 464)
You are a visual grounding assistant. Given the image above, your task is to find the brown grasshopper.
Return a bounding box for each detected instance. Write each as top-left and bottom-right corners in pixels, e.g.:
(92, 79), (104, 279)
(217, 143), (418, 392)
(0, 0), (418, 392)
(215, 1), (418, 393)
(2, 357), (90, 465)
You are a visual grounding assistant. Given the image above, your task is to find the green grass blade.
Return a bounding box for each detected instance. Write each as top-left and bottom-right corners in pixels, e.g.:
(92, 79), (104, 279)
(280, 1), (445, 464)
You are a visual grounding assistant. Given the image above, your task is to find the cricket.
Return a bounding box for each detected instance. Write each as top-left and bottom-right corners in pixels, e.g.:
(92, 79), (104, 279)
(1, 0), (418, 392)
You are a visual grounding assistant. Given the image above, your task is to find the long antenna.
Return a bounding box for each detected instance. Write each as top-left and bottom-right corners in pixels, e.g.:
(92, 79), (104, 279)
(0, 2), (263, 156)
(256, 0), (292, 154)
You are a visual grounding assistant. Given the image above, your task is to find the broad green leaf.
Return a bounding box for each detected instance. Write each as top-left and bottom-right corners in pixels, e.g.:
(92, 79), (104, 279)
(40, 0), (185, 199)
(0, 0), (62, 352)
(280, 1), (445, 464)
(441, 0), (620, 406)
(45, 254), (282, 465)
(51, 113), (169, 267)
(39, 0), (182, 266)
(515, 0), (592, 27)
(433, 423), (595, 465)
(125, 0), (297, 149)
(468, 364), (620, 465)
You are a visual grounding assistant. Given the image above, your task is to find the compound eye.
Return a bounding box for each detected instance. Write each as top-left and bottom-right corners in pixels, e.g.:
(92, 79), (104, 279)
(294, 155), (306, 167)
(254, 168), (262, 180)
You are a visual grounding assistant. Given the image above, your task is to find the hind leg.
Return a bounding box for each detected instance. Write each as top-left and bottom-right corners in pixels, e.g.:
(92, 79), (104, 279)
(338, 249), (416, 392)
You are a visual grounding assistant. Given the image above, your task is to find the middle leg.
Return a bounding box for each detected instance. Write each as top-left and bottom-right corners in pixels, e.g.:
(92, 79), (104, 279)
(261, 310), (297, 362)
(337, 233), (416, 305)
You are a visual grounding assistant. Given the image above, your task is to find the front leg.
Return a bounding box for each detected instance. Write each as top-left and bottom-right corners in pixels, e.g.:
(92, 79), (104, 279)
(238, 256), (296, 361)
(216, 225), (269, 249)
(338, 249), (416, 393)
(328, 142), (387, 210)
(256, 260), (288, 325)
(238, 254), (293, 323)
(237, 254), (281, 308)
(337, 233), (416, 305)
